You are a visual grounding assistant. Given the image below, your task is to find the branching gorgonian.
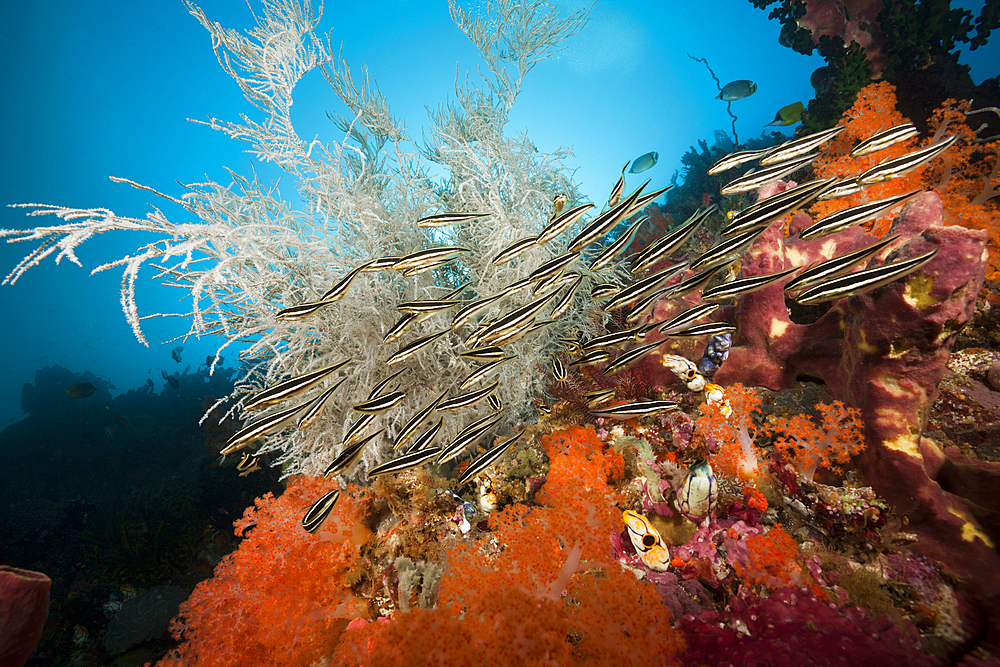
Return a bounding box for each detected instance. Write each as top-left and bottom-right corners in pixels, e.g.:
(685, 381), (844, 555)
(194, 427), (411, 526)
(2, 0), (634, 479)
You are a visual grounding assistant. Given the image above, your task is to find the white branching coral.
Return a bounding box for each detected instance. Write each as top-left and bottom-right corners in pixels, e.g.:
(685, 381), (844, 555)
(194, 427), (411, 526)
(2, 0), (609, 478)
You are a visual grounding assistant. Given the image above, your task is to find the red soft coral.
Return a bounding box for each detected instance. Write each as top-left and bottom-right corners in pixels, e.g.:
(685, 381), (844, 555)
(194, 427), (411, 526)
(157, 476), (370, 667)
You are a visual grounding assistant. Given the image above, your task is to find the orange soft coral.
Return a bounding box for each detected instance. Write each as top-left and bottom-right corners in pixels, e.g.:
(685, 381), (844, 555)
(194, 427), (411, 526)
(809, 81), (927, 238)
(732, 527), (812, 594)
(765, 401), (864, 481)
(333, 425), (685, 667)
(920, 99), (1000, 277)
(157, 476), (370, 667)
(696, 384), (764, 481)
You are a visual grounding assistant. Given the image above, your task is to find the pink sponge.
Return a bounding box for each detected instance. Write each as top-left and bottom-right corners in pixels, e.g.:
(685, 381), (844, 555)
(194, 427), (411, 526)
(0, 565), (51, 667)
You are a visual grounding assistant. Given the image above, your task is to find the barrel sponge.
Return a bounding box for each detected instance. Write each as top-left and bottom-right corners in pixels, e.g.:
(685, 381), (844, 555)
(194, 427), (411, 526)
(0, 565), (51, 667)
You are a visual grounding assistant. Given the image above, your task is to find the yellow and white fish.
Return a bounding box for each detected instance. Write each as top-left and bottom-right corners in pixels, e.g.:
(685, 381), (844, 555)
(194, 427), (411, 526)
(622, 510), (670, 571)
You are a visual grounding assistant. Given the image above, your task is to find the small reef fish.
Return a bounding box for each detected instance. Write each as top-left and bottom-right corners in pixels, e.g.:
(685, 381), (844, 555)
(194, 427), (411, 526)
(568, 349), (612, 369)
(487, 394), (504, 412)
(550, 194), (567, 221)
(586, 388), (616, 407)
(438, 413), (503, 465)
(319, 259), (377, 302)
(383, 313), (417, 344)
(244, 359), (350, 411)
(171, 346), (183, 362)
(664, 264), (722, 300)
(386, 329), (450, 366)
(396, 298), (460, 315)
(367, 446), (443, 479)
(849, 122), (919, 158)
(66, 382), (97, 399)
(794, 249), (938, 305)
(297, 377), (348, 430)
(551, 355), (568, 382)
(393, 391), (447, 450)
(353, 390), (406, 415)
(690, 227), (768, 272)
(717, 79), (757, 101)
(457, 428), (526, 485)
(665, 321), (737, 339)
(765, 101), (804, 127)
(223, 402), (304, 455)
(343, 414), (377, 448)
(162, 372), (180, 390)
(460, 355), (516, 390)
(629, 151), (658, 174)
(759, 125), (844, 166)
(677, 459), (717, 522)
(622, 510), (670, 571)
(719, 154), (817, 195)
(460, 345), (506, 363)
(590, 283), (620, 300)
(366, 368), (406, 400)
(325, 430), (383, 477)
(631, 207), (710, 274)
(492, 236), (539, 266)
(416, 211), (489, 228)
(568, 183), (648, 253)
(816, 177), (865, 201)
(721, 178), (834, 237)
(589, 400), (678, 420)
(537, 203), (594, 245)
(237, 452), (261, 476)
(404, 417), (444, 454)
(302, 488), (340, 533)
(602, 340), (663, 376)
(658, 303), (719, 334)
(549, 275), (584, 319)
(607, 161), (629, 208)
(393, 246), (471, 273)
(857, 135), (957, 185)
(701, 266), (799, 301)
(437, 380), (500, 412)
(785, 235), (901, 293)
(528, 250), (581, 283)
(590, 216), (646, 272)
(707, 147), (768, 176)
(800, 190), (921, 240)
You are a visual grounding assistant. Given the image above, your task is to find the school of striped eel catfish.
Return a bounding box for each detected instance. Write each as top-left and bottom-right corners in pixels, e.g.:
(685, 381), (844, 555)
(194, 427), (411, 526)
(223, 122), (955, 532)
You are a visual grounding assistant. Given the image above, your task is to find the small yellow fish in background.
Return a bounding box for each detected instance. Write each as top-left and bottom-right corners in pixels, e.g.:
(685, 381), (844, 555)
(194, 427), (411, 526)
(622, 510), (671, 571)
(764, 101), (804, 127)
(717, 79), (756, 101)
(65, 382), (97, 399)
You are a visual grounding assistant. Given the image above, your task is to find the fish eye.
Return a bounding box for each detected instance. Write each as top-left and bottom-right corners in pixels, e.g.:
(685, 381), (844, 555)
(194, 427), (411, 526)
(642, 534), (656, 548)
(685, 370), (696, 379)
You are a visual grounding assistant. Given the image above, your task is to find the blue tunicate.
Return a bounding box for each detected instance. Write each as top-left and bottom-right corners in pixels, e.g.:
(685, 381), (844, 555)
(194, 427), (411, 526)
(699, 333), (732, 375)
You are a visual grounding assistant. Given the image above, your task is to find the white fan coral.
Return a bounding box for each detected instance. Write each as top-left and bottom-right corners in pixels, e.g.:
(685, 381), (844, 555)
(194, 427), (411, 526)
(2, 0), (616, 478)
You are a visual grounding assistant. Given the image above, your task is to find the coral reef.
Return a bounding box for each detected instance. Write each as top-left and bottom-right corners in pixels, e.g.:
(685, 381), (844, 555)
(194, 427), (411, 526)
(750, 0), (1000, 132)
